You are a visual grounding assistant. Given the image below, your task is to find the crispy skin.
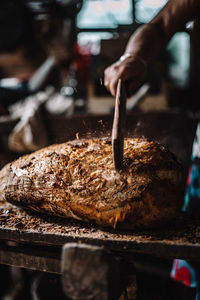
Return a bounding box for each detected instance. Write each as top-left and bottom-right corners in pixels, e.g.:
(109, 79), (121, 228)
(0, 138), (182, 228)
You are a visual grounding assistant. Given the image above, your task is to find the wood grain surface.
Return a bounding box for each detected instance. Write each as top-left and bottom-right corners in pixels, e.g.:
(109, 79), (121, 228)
(0, 199), (200, 260)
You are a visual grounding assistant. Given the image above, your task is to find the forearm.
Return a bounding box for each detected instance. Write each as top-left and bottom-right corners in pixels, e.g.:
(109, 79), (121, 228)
(104, 0), (200, 96)
(124, 23), (167, 62)
(124, 0), (200, 62)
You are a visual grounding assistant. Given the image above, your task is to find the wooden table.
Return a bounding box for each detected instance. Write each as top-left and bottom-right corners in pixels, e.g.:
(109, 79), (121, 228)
(0, 199), (200, 299)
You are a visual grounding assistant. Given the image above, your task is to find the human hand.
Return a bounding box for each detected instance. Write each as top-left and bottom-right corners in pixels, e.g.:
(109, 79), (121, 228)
(104, 54), (147, 97)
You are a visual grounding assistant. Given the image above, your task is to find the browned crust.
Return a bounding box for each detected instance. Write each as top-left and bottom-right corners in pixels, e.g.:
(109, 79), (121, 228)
(0, 138), (182, 228)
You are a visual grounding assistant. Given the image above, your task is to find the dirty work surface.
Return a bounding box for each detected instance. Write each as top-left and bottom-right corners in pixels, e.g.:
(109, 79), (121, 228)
(0, 199), (200, 260)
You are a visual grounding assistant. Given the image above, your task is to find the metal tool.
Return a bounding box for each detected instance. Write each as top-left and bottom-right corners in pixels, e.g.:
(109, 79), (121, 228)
(112, 79), (126, 171)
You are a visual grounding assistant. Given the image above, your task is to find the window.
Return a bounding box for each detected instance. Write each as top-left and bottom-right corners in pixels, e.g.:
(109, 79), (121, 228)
(167, 32), (190, 87)
(135, 0), (167, 23)
(77, 0), (133, 29)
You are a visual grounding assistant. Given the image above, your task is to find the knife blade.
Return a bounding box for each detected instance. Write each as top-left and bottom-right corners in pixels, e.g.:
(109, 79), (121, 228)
(112, 79), (126, 171)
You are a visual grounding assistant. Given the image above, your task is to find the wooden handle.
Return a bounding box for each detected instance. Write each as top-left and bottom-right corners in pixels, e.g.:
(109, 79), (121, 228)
(112, 79), (126, 171)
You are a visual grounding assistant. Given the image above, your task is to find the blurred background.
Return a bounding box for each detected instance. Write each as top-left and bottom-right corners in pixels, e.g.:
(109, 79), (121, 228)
(0, 0), (197, 169)
(0, 0), (195, 117)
